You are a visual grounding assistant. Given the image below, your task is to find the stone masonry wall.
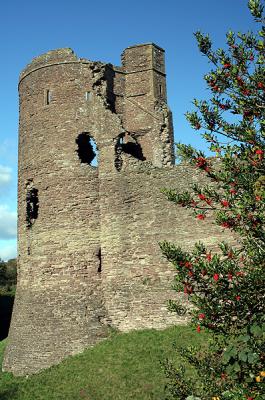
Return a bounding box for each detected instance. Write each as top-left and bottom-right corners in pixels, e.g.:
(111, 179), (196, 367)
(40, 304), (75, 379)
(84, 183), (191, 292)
(3, 44), (233, 376)
(3, 48), (124, 375)
(100, 159), (233, 331)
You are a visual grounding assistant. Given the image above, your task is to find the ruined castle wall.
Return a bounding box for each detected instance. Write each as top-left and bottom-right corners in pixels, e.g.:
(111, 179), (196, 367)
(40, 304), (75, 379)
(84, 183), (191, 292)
(4, 44), (234, 376)
(99, 160), (232, 331)
(122, 44), (174, 167)
(4, 49), (123, 375)
(111, 66), (125, 116)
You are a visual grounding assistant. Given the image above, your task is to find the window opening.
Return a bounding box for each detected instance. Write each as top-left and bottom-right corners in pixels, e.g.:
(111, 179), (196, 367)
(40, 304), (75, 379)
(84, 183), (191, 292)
(159, 84), (162, 95)
(85, 91), (92, 101)
(26, 188), (39, 228)
(114, 133), (145, 171)
(122, 141), (145, 160)
(76, 132), (98, 166)
(45, 90), (51, 105)
(114, 135), (124, 172)
(0, 294), (14, 340)
(97, 248), (102, 273)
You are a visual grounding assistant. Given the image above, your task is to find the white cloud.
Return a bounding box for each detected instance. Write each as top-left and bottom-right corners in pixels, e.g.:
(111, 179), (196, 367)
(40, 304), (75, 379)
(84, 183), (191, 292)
(0, 240), (17, 261)
(0, 205), (17, 240)
(0, 165), (12, 187)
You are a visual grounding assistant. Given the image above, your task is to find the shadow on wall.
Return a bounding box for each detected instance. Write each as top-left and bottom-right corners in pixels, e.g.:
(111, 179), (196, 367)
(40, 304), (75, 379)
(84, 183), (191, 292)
(0, 295), (14, 340)
(114, 134), (146, 171)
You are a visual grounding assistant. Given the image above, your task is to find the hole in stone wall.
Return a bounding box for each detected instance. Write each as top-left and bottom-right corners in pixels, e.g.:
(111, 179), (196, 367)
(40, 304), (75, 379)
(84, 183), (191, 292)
(114, 135), (124, 172)
(97, 248), (102, 273)
(85, 91), (92, 101)
(114, 133), (146, 171)
(0, 295), (14, 340)
(76, 133), (98, 167)
(122, 141), (145, 160)
(26, 188), (39, 228)
(45, 89), (51, 105)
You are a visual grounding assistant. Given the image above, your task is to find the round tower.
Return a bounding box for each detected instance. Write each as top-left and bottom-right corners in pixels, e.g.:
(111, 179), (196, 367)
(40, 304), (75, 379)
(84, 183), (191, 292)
(3, 48), (123, 375)
(4, 44), (182, 376)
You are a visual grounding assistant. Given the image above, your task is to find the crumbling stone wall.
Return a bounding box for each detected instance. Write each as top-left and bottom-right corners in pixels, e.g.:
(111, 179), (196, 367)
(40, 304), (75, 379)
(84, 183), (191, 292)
(3, 48), (123, 375)
(100, 162), (230, 332)
(3, 44), (232, 376)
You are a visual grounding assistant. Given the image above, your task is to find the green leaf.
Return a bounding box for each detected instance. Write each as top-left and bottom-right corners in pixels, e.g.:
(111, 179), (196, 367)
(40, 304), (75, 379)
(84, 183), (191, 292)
(250, 324), (263, 337)
(247, 352), (259, 364)
(241, 335), (251, 342)
(238, 351), (248, 362)
(222, 352), (231, 364)
(233, 361), (241, 372)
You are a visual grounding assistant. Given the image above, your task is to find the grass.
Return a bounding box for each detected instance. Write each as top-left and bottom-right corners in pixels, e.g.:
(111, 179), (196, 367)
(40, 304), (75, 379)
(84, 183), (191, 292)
(0, 325), (207, 400)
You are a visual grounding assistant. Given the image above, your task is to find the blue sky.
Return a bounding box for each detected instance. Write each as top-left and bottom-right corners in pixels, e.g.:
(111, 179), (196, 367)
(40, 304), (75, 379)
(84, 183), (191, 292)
(0, 0), (257, 260)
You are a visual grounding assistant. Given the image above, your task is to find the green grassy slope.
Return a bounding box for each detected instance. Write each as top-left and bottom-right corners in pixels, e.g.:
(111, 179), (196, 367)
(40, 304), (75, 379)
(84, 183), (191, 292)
(0, 326), (204, 400)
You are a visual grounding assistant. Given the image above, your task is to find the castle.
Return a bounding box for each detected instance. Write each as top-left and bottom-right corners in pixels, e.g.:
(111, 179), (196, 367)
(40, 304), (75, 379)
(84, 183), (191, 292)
(3, 44), (228, 375)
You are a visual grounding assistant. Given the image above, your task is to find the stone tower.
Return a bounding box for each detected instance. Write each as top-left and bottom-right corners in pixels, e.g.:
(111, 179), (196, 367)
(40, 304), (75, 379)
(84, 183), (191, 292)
(4, 44), (228, 375)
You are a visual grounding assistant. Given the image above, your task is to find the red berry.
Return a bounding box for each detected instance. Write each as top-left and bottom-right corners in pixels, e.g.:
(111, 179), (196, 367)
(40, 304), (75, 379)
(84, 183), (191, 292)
(213, 273), (219, 282)
(228, 273), (233, 281)
(206, 253), (212, 261)
(221, 199), (230, 207)
(196, 156), (207, 167)
(228, 251), (234, 259)
(242, 89), (250, 96)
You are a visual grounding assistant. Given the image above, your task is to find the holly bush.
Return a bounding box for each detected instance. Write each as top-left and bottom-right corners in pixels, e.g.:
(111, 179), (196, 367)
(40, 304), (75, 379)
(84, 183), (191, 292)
(160, 1), (265, 399)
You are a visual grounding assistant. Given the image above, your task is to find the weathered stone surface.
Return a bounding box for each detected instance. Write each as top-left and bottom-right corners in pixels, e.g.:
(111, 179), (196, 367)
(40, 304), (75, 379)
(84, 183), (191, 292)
(3, 43), (232, 375)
